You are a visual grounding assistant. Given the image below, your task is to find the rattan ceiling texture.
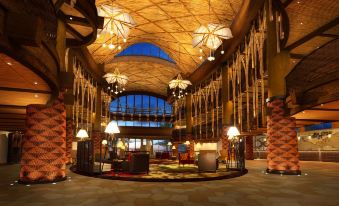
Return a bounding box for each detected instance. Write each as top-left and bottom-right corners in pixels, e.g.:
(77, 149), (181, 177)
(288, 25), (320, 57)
(88, 0), (242, 95)
(286, 0), (339, 67)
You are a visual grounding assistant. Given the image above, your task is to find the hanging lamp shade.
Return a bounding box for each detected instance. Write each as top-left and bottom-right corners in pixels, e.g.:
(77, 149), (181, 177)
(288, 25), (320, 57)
(192, 23), (233, 50)
(167, 142), (172, 146)
(168, 74), (192, 90)
(227, 126), (240, 139)
(184, 140), (190, 145)
(172, 145), (176, 150)
(105, 121), (120, 134)
(98, 5), (136, 39)
(76, 129), (89, 139)
(102, 139), (108, 145)
(103, 69), (128, 86)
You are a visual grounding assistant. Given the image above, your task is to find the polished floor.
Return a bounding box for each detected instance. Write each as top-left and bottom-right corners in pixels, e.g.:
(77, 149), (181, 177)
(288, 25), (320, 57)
(1, 160), (339, 206)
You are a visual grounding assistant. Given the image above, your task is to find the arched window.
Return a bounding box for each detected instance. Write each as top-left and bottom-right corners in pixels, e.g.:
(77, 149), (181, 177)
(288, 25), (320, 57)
(116, 42), (175, 63)
(110, 94), (172, 116)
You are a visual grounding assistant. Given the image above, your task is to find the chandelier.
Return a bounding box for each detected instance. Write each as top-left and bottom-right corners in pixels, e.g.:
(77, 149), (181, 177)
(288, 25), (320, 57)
(192, 24), (233, 50)
(103, 68), (128, 95)
(192, 0), (233, 61)
(97, 5), (136, 49)
(169, 74), (191, 99)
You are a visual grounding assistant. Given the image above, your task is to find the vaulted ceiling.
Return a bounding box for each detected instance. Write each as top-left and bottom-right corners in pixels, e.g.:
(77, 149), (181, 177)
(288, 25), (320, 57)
(88, 0), (243, 76)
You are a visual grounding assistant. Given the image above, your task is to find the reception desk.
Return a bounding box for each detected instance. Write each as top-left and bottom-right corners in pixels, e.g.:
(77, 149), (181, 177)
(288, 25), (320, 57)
(254, 151), (339, 162)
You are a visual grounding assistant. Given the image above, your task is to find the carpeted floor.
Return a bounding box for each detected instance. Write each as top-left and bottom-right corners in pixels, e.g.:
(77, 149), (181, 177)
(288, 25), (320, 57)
(100, 161), (241, 181)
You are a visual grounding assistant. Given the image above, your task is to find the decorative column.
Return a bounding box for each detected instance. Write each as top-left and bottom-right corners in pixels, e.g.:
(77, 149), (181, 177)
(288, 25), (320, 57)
(20, 93), (66, 183)
(66, 119), (74, 164)
(245, 136), (254, 160)
(266, 98), (300, 174)
(265, 0), (300, 174)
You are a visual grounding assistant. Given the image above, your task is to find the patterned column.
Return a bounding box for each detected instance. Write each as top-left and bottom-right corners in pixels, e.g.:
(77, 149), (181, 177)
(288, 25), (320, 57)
(267, 98), (300, 174)
(20, 93), (67, 183)
(66, 119), (74, 164)
(245, 136), (254, 160)
(92, 130), (102, 155)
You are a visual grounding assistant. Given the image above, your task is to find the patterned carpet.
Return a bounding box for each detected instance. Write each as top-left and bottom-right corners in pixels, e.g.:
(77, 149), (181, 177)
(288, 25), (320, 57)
(100, 161), (244, 181)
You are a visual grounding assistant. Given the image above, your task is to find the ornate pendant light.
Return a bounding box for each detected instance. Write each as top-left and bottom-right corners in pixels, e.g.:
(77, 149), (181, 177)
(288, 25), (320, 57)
(103, 68), (128, 95)
(192, 0), (233, 60)
(97, 4), (136, 48)
(169, 74), (191, 99)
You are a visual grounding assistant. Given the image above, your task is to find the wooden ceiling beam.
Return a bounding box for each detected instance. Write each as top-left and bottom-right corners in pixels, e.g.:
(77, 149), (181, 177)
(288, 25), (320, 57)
(0, 105), (26, 109)
(295, 119), (337, 122)
(65, 15), (90, 27)
(282, 0), (294, 8)
(54, 0), (65, 12)
(308, 108), (339, 112)
(319, 33), (339, 38)
(290, 53), (306, 59)
(286, 17), (339, 50)
(0, 87), (51, 94)
(65, 23), (84, 41)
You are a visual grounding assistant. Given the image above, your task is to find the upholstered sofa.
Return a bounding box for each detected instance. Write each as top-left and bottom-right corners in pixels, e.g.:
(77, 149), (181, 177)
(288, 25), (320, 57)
(198, 150), (217, 172)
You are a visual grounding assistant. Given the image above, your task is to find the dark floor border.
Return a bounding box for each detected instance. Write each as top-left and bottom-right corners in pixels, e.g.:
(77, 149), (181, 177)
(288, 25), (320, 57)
(266, 169), (301, 175)
(70, 166), (248, 182)
(18, 176), (67, 184)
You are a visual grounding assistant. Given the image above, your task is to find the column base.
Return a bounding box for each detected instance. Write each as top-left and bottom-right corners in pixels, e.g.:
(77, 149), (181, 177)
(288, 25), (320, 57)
(18, 176), (67, 184)
(266, 169), (301, 175)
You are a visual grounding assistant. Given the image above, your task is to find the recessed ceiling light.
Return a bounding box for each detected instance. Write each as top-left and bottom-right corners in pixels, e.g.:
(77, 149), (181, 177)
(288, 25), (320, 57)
(302, 111), (305, 113)
(300, 22), (303, 25)
(321, 104), (324, 107)
(34, 94), (39, 98)
(34, 81), (38, 85)
(297, 1), (300, 4)
(70, 17), (73, 20)
(7, 62), (12, 66)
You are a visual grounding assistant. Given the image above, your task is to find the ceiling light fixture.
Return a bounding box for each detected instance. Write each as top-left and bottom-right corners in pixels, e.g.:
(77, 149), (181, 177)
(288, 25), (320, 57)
(98, 4), (136, 48)
(103, 68), (128, 96)
(169, 73), (191, 99)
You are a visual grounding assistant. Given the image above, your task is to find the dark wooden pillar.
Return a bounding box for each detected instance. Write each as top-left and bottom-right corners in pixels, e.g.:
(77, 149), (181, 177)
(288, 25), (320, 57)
(245, 136), (254, 160)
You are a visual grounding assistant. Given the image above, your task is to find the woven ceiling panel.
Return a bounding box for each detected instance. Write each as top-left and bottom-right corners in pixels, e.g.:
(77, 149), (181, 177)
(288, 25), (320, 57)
(286, 0), (339, 46)
(88, 0), (242, 75)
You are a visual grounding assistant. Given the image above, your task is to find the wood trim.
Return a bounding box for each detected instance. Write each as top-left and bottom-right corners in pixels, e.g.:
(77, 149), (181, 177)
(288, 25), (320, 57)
(319, 33), (339, 38)
(0, 87), (51, 94)
(308, 108), (339, 112)
(65, 23), (84, 40)
(290, 53), (305, 59)
(0, 105), (27, 109)
(54, 0), (65, 12)
(286, 17), (339, 50)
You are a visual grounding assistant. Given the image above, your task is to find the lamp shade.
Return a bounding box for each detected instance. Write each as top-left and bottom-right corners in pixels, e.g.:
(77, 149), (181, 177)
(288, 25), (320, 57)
(105, 121), (120, 134)
(227, 126), (240, 139)
(76, 129), (89, 138)
(172, 145), (176, 150)
(167, 142), (172, 146)
(102, 139), (108, 145)
(184, 140), (190, 145)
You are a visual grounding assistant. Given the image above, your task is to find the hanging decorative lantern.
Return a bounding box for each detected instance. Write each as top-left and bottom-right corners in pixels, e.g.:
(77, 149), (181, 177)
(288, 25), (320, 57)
(103, 68), (128, 95)
(169, 74), (191, 99)
(192, 24), (233, 50)
(98, 5), (136, 40)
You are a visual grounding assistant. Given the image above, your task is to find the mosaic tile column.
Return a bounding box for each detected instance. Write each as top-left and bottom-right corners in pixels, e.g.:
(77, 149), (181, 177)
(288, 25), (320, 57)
(20, 93), (67, 183)
(245, 136), (254, 160)
(66, 119), (74, 164)
(267, 98), (300, 175)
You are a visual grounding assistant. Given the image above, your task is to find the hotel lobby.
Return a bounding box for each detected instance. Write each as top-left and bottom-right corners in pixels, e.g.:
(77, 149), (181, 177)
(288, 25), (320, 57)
(0, 0), (339, 205)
